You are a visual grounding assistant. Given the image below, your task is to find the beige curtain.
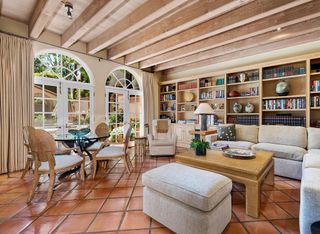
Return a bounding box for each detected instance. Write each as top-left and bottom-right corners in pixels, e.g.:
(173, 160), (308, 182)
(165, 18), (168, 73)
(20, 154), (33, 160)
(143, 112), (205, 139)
(142, 71), (159, 135)
(0, 33), (33, 174)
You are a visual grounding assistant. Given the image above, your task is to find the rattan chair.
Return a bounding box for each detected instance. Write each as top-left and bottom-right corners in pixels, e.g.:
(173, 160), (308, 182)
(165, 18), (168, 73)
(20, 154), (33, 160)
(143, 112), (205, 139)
(27, 128), (85, 202)
(86, 122), (110, 152)
(21, 126), (74, 179)
(92, 126), (132, 179)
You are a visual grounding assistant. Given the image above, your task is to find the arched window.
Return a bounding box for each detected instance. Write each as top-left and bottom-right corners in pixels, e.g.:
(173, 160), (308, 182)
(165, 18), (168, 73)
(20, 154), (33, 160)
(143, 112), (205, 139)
(34, 51), (94, 133)
(105, 69), (142, 142)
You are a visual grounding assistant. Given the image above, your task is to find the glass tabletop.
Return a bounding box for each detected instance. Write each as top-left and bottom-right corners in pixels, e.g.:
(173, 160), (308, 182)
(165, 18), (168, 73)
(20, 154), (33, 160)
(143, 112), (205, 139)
(54, 133), (110, 142)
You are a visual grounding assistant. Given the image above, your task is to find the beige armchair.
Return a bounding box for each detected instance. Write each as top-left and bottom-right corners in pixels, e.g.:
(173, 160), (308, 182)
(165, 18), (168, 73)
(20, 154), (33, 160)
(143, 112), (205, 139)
(148, 119), (177, 156)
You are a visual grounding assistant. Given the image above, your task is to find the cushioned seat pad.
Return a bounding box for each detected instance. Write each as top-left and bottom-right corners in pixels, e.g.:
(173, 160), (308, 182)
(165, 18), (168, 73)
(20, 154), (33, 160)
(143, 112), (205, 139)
(142, 163), (232, 212)
(87, 141), (105, 151)
(149, 138), (175, 146)
(212, 140), (254, 149)
(304, 154), (320, 169)
(96, 146), (124, 158)
(308, 149), (320, 155)
(38, 155), (83, 171)
(252, 143), (306, 161)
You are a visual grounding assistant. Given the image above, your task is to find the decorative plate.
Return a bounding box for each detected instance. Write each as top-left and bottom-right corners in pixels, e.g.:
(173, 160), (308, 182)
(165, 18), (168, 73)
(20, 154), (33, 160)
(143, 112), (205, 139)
(212, 143), (229, 151)
(183, 92), (194, 102)
(223, 149), (256, 159)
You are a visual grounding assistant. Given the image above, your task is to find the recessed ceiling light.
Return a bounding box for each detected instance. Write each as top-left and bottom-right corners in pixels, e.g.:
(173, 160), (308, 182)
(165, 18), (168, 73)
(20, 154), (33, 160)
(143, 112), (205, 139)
(277, 27), (282, 31)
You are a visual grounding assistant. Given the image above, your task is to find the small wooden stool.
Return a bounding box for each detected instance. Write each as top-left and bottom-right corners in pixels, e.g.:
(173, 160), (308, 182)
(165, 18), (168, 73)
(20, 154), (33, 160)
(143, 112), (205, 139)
(134, 136), (147, 158)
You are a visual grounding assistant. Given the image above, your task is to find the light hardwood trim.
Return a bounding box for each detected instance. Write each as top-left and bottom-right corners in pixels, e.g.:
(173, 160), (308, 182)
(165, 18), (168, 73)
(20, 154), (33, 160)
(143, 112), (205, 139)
(111, 0), (310, 64)
(154, 18), (320, 71)
(62, 0), (126, 48)
(121, 0), (254, 63)
(88, 0), (189, 54)
(29, 0), (61, 38)
(141, 0), (320, 69)
(165, 30), (320, 74)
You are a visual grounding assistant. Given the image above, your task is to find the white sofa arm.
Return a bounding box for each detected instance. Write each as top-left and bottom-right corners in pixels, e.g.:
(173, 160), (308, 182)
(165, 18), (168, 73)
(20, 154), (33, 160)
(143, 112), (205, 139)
(300, 168), (320, 234)
(205, 134), (218, 144)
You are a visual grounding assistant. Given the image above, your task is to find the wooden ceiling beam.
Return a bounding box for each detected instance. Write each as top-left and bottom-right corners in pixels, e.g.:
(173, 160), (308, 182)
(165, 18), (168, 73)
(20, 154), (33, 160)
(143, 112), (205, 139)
(164, 30), (320, 74)
(62, 0), (126, 48)
(106, 0), (253, 60)
(29, 0), (61, 38)
(121, 0), (311, 65)
(88, 0), (190, 54)
(141, 0), (320, 69)
(154, 18), (320, 71)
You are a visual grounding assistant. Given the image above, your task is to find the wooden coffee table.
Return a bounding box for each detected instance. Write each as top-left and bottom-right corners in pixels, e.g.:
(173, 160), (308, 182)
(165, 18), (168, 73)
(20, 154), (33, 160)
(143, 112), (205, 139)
(175, 149), (274, 218)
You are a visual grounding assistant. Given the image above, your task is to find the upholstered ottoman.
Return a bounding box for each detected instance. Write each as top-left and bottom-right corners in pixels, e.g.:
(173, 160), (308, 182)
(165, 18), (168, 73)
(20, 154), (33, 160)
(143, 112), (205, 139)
(142, 163), (232, 234)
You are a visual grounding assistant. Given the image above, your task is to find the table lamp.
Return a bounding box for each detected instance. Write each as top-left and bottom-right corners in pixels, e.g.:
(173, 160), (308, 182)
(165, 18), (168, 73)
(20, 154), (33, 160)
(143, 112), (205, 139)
(194, 103), (215, 131)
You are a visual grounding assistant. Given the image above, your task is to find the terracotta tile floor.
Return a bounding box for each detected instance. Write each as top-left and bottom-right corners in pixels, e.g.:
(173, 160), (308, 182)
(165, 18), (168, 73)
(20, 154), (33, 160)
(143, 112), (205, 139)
(0, 148), (301, 233)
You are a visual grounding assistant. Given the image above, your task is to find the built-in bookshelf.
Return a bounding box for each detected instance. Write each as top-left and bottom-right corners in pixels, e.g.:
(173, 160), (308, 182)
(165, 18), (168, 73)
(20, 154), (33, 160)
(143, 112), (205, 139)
(226, 69), (260, 125)
(159, 84), (176, 123)
(199, 75), (225, 125)
(262, 61), (307, 126)
(310, 58), (320, 127)
(159, 55), (320, 128)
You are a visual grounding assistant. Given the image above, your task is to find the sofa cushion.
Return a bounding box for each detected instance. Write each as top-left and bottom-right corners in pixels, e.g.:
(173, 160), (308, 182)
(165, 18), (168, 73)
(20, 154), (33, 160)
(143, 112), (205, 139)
(149, 138), (175, 146)
(212, 140), (254, 149)
(235, 124), (259, 143)
(307, 127), (320, 149)
(303, 154), (320, 169)
(217, 124), (235, 141)
(142, 163), (232, 212)
(308, 149), (320, 155)
(252, 143), (306, 161)
(258, 125), (307, 148)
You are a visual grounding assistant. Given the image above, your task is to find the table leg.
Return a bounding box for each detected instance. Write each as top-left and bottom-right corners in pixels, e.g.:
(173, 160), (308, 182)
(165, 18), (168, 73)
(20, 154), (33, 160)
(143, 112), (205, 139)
(245, 181), (261, 218)
(264, 164), (274, 186)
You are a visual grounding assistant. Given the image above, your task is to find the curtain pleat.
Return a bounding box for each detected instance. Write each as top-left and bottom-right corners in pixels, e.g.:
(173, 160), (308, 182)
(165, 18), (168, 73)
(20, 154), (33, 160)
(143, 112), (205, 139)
(142, 72), (159, 135)
(0, 33), (33, 174)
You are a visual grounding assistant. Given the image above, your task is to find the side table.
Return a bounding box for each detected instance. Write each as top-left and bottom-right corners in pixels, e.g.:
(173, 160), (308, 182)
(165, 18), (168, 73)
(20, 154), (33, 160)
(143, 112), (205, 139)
(134, 136), (147, 158)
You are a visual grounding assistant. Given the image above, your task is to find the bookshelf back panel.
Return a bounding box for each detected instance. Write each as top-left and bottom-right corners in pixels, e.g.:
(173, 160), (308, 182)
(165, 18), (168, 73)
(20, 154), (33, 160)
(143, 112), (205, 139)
(262, 76), (306, 97)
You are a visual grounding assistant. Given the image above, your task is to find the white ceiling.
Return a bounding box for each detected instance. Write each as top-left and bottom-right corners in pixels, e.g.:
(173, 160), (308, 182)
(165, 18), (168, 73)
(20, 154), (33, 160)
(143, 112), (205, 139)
(1, 0), (37, 23)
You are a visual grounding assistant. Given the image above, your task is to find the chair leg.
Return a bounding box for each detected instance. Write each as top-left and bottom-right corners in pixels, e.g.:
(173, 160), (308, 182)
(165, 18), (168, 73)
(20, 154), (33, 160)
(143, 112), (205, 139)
(21, 158), (32, 179)
(80, 162), (85, 181)
(47, 170), (55, 202)
(93, 159), (98, 179)
(27, 170), (40, 203)
(123, 155), (131, 174)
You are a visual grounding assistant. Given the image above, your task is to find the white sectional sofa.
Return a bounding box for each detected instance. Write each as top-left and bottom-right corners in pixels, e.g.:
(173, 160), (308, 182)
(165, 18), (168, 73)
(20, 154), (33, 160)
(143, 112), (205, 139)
(206, 124), (318, 180)
(207, 124), (320, 234)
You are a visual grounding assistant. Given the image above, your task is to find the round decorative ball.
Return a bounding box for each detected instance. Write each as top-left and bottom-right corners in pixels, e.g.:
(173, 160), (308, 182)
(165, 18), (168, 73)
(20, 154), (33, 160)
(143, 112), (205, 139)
(276, 80), (290, 96)
(233, 102), (242, 113)
(245, 102), (254, 113)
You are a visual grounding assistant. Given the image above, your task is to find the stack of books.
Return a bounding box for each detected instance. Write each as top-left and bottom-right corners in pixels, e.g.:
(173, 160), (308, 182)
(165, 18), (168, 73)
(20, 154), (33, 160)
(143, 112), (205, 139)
(200, 90), (224, 100)
(263, 115), (306, 126)
(311, 96), (320, 108)
(311, 80), (320, 92)
(160, 93), (176, 101)
(227, 115), (259, 125)
(178, 82), (197, 90)
(263, 65), (305, 79)
(263, 98), (306, 110)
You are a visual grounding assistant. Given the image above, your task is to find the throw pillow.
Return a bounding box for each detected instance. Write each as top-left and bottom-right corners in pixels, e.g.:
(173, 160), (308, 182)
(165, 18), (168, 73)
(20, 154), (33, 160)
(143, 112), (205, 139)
(217, 124), (236, 141)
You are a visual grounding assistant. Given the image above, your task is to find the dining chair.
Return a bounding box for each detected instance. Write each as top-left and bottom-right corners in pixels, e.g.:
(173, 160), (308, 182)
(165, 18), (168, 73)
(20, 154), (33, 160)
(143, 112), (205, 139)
(21, 126), (35, 179)
(92, 126), (132, 179)
(21, 126), (75, 179)
(86, 122), (110, 152)
(27, 128), (85, 202)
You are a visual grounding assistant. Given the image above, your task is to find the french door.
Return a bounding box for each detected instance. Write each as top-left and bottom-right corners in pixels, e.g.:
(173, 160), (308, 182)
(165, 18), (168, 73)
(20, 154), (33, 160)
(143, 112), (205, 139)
(106, 88), (142, 142)
(34, 77), (94, 133)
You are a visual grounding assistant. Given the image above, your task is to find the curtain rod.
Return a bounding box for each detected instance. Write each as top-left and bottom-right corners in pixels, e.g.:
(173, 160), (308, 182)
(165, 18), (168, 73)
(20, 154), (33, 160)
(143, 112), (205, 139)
(0, 30), (153, 74)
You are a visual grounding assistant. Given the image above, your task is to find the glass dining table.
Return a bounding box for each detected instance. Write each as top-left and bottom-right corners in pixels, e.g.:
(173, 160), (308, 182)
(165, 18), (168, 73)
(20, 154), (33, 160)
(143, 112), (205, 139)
(54, 132), (110, 159)
(53, 132), (109, 179)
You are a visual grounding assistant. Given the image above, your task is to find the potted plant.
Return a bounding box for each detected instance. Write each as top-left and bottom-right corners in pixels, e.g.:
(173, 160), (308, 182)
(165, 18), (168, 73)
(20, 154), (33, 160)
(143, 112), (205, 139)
(190, 139), (210, 156)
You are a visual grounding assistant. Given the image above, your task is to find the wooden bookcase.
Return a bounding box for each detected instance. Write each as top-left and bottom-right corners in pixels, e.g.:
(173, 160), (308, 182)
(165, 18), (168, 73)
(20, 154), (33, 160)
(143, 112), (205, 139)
(310, 58), (320, 127)
(226, 69), (260, 125)
(159, 55), (320, 129)
(199, 75), (225, 125)
(159, 83), (176, 123)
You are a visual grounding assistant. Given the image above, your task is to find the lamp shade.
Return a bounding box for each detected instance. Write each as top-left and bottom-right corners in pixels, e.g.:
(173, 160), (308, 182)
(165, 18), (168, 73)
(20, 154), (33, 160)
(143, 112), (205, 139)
(194, 103), (215, 114)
